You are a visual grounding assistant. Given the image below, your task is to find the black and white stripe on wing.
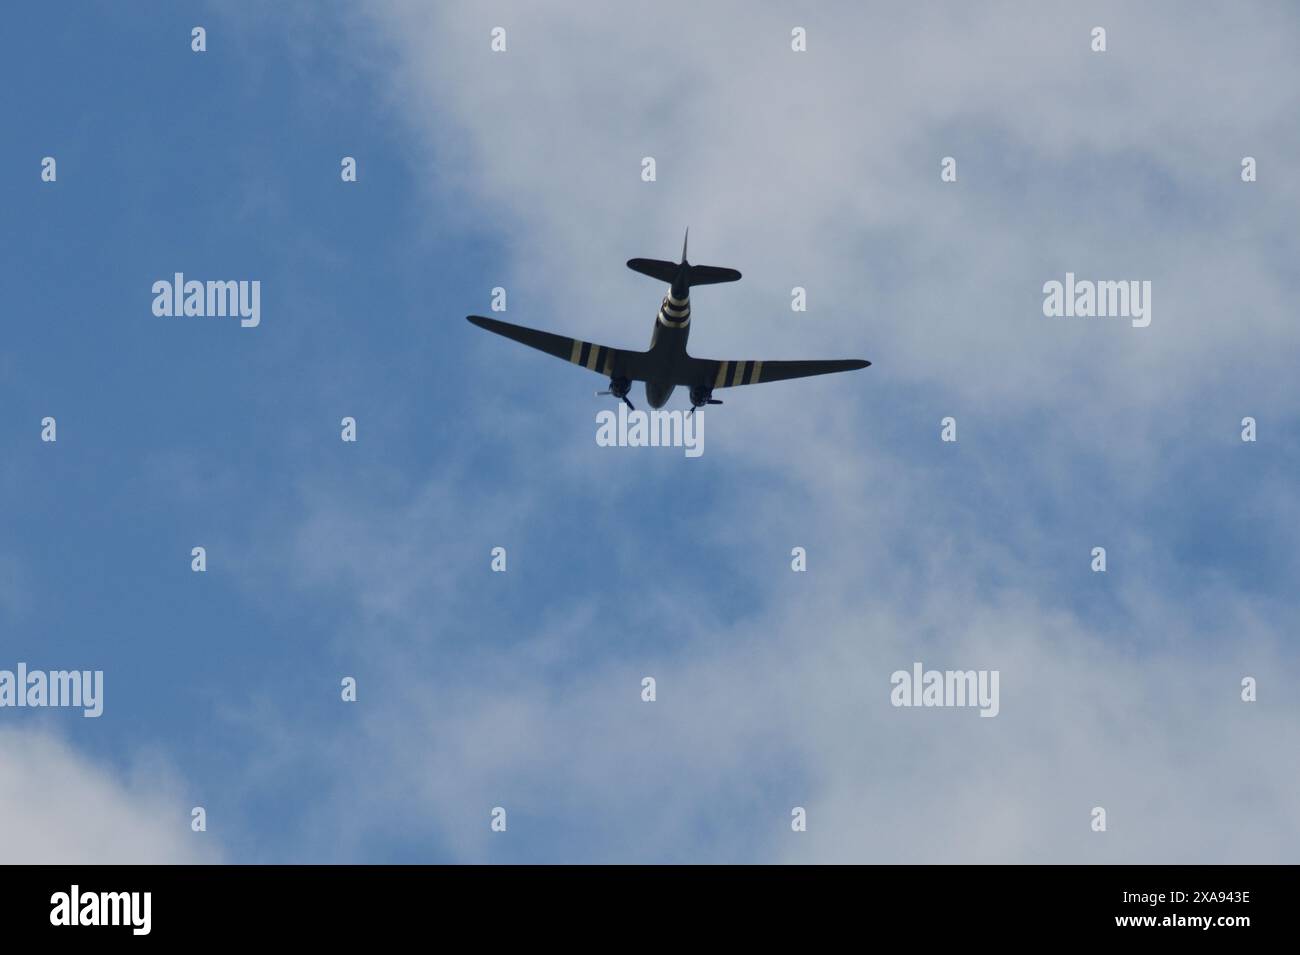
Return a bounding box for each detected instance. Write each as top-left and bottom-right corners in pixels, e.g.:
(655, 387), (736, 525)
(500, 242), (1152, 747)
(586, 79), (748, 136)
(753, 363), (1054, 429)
(712, 359), (764, 388)
(702, 357), (868, 389)
(568, 338), (615, 375)
(465, 316), (644, 381)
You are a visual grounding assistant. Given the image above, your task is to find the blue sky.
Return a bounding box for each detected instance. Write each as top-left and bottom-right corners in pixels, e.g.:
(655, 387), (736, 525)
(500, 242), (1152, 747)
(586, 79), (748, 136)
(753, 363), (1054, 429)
(2, 1), (1298, 863)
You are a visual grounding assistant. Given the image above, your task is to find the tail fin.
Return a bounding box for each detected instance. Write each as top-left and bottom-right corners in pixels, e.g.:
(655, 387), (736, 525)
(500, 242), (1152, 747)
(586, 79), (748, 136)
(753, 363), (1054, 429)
(626, 259), (742, 286)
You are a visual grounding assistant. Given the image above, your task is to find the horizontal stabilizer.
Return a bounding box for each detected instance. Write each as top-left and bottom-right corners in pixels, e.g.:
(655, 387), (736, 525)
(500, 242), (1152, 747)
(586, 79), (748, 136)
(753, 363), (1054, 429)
(687, 264), (742, 286)
(626, 258), (679, 284)
(626, 259), (743, 287)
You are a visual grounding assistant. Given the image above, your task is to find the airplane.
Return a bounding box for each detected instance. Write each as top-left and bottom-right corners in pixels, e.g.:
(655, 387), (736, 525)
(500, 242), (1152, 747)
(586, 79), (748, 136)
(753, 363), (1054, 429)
(466, 231), (870, 412)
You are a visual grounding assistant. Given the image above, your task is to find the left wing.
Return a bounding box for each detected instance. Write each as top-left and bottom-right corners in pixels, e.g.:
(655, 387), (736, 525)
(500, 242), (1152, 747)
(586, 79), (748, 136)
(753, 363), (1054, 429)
(467, 315), (653, 381)
(679, 356), (870, 389)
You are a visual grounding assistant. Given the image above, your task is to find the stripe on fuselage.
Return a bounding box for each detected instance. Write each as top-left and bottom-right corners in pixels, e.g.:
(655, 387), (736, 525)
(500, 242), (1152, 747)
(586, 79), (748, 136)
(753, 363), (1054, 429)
(657, 292), (691, 329)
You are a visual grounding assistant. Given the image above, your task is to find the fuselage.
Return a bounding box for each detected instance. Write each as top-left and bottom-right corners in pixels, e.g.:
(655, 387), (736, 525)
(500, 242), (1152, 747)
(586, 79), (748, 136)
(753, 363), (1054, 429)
(644, 271), (692, 408)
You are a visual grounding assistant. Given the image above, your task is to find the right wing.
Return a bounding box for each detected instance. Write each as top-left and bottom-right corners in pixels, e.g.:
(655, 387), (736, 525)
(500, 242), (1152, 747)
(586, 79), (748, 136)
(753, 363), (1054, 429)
(680, 356), (871, 389)
(467, 315), (652, 380)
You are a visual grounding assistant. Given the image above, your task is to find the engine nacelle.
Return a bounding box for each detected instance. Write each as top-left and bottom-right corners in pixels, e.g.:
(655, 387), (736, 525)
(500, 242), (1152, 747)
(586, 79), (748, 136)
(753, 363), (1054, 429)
(689, 385), (713, 407)
(607, 377), (631, 399)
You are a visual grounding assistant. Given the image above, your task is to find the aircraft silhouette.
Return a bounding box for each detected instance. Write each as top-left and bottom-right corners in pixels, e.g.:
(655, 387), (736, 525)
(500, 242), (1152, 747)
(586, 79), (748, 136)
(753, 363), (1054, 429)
(467, 231), (870, 411)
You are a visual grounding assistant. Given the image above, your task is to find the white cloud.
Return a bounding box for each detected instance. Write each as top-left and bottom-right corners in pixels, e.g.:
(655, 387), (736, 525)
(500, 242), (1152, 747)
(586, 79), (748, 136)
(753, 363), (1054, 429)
(364, 0), (1300, 438)
(0, 727), (219, 864)
(245, 424), (1300, 861)
(205, 0), (1300, 862)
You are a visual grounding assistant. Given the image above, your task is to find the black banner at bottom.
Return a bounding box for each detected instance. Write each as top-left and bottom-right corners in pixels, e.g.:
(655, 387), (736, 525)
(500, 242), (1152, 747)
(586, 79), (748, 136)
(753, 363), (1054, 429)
(0, 864), (1285, 941)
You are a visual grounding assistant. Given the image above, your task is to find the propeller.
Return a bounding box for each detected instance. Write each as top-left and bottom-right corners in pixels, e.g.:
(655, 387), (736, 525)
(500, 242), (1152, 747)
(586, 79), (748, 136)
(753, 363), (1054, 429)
(596, 390), (635, 411)
(687, 399), (722, 418)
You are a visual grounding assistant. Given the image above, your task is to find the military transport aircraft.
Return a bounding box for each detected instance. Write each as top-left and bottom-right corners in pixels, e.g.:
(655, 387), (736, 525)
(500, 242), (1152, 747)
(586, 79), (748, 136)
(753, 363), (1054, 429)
(467, 232), (870, 412)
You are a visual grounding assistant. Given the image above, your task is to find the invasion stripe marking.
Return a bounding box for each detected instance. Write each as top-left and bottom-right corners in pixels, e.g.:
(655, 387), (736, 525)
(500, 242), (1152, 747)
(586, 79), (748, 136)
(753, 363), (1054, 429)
(714, 361), (729, 388)
(731, 361), (747, 386)
(578, 342), (592, 367)
(570, 339), (583, 363)
(751, 360), (762, 384)
(602, 350), (614, 375)
(586, 345), (602, 370)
